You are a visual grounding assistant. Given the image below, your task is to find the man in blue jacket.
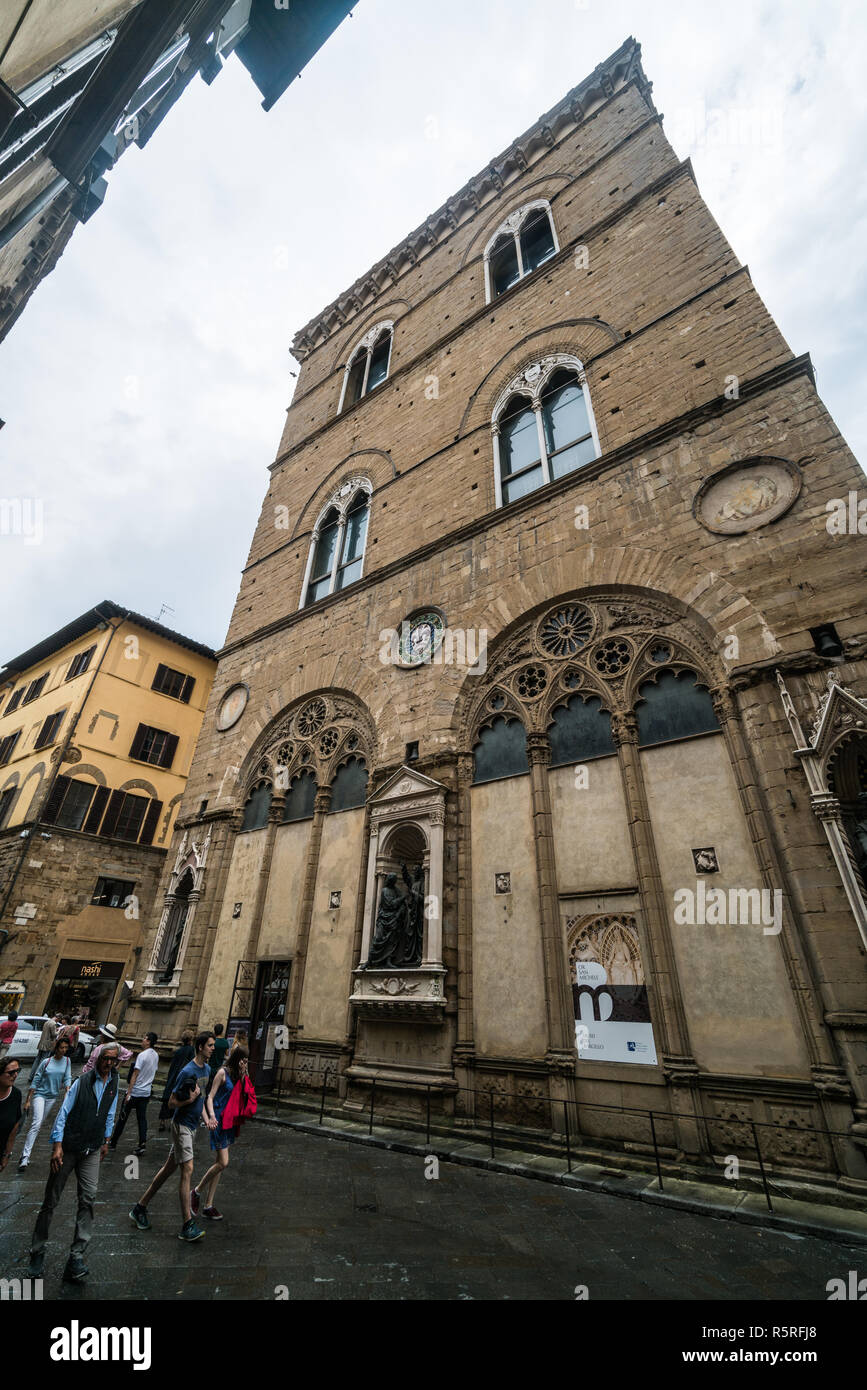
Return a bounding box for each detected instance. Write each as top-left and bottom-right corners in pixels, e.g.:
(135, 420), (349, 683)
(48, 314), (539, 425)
(28, 1042), (119, 1282)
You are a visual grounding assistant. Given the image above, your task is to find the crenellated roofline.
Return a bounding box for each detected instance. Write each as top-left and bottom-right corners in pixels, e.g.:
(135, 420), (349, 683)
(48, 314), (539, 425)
(290, 37), (652, 364)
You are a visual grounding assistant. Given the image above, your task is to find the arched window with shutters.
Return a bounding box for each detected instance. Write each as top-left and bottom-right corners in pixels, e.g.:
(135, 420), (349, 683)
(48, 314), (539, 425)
(484, 201), (558, 302)
(301, 484), (371, 607)
(338, 321), (393, 412)
(329, 757), (368, 812)
(283, 769), (318, 822)
(492, 356), (600, 507)
(156, 868), (193, 982)
(548, 695), (615, 766)
(636, 670), (720, 747)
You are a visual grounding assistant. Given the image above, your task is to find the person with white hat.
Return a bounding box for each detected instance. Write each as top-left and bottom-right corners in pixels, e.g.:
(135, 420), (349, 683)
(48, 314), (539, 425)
(81, 1023), (134, 1076)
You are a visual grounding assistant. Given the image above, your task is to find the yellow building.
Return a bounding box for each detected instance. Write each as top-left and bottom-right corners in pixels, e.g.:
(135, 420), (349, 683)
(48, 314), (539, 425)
(0, 601), (215, 1026)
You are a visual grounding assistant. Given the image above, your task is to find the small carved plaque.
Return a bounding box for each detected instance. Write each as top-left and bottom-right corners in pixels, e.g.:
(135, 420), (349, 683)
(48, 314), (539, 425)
(232, 902), (242, 918)
(692, 847), (719, 874)
(329, 891), (342, 909)
(495, 872), (511, 894)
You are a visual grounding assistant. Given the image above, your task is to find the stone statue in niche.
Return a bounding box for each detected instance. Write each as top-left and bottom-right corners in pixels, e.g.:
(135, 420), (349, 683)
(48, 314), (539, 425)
(366, 863), (425, 969)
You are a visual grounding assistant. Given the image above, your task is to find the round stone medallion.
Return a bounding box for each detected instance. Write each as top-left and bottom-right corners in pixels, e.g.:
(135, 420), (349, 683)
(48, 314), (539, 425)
(694, 456), (801, 535)
(216, 683), (249, 731)
(397, 609), (446, 667)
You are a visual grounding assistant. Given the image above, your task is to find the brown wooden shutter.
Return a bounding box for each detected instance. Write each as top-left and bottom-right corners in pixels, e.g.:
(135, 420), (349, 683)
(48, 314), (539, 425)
(140, 798), (163, 845)
(159, 732), (179, 770)
(42, 775), (69, 824)
(180, 674), (194, 703)
(82, 784), (110, 834)
(99, 789), (125, 837)
(129, 724), (147, 759)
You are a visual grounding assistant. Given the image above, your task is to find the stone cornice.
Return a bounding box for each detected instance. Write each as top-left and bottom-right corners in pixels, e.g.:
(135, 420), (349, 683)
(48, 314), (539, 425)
(289, 38), (651, 362)
(219, 353), (816, 661)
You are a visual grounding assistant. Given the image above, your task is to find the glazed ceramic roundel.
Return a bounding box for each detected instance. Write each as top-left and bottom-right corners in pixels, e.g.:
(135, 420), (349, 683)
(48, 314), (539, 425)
(397, 610), (446, 667)
(216, 683), (248, 731)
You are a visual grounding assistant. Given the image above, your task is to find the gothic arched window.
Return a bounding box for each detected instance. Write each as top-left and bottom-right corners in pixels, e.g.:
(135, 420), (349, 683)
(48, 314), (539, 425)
(493, 359), (600, 507)
(283, 770), (318, 822)
(301, 487), (371, 607)
(329, 757), (368, 812)
(472, 716), (529, 784)
(548, 695), (615, 766)
(636, 670), (720, 748)
(156, 868), (193, 982)
(338, 322), (393, 412)
(241, 781), (272, 831)
(484, 202), (558, 302)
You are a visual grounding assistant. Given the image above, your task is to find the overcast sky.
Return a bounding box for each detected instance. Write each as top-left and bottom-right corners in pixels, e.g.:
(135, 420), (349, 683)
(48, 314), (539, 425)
(1, 0), (864, 663)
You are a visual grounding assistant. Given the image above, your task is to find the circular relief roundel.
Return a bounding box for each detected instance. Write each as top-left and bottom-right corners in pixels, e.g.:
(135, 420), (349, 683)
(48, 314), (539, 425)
(514, 665), (549, 700)
(297, 698), (327, 736)
(216, 684), (248, 731)
(538, 605), (593, 658)
(397, 609), (446, 667)
(593, 639), (632, 677)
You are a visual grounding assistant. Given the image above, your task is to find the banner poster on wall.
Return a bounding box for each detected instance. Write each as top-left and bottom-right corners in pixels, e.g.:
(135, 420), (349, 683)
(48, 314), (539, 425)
(569, 915), (658, 1065)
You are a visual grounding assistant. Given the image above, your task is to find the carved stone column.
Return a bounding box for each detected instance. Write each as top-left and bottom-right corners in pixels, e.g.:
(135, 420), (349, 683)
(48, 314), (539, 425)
(284, 785), (332, 1053)
(243, 792), (284, 963)
(453, 752), (476, 1117)
(526, 732), (575, 1067)
(424, 807), (446, 967)
(610, 709), (701, 1148)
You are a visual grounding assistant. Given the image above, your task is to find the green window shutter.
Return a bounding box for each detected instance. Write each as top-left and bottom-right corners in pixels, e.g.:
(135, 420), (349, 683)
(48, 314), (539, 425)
(140, 798), (163, 845)
(82, 784), (110, 834)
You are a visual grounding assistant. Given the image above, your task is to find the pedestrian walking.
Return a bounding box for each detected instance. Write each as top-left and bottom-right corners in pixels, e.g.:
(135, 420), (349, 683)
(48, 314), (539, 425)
(210, 1023), (229, 1077)
(28, 1043), (119, 1281)
(82, 1022), (134, 1074)
(157, 1029), (194, 1132)
(228, 1027), (248, 1056)
(18, 1035), (72, 1169)
(109, 1032), (159, 1154)
(0, 1056), (23, 1171)
(56, 1016), (79, 1055)
(0, 1010), (19, 1060)
(191, 1046), (251, 1221)
(27, 1014), (59, 1083)
(129, 1032), (215, 1241)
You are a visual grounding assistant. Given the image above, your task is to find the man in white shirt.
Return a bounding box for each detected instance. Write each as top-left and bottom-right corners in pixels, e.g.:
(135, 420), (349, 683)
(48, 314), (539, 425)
(108, 1032), (159, 1156)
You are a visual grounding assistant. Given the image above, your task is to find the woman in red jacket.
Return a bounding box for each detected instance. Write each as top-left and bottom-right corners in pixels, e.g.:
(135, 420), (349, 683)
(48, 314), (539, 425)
(190, 1046), (251, 1222)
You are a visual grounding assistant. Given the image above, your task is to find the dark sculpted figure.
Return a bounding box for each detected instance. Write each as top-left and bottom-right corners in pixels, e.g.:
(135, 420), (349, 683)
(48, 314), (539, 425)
(366, 863), (425, 969)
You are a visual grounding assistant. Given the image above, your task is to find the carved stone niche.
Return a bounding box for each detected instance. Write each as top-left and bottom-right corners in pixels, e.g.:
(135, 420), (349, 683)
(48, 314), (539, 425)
(349, 766), (447, 1021)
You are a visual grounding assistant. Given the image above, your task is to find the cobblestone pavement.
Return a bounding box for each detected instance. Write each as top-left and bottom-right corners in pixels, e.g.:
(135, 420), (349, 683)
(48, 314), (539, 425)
(0, 1106), (859, 1300)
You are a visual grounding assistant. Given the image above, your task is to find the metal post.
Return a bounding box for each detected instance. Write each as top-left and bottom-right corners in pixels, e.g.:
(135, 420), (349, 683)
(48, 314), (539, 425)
(426, 1084), (431, 1148)
(319, 1069), (327, 1124)
(369, 1078), (376, 1136)
(752, 1121), (773, 1212)
(563, 1099), (572, 1173)
(489, 1090), (495, 1160)
(649, 1111), (664, 1191)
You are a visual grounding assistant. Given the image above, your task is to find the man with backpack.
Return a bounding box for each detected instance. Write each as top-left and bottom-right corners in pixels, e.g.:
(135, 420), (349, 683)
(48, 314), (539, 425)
(28, 1042), (119, 1282)
(129, 1031), (215, 1242)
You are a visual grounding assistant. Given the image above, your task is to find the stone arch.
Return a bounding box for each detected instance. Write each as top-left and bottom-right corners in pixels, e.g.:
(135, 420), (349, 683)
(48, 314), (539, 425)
(459, 174), (573, 267)
(453, 584), (736, 749)
(458, 320), (621, 437)
(160, 792), (182, 845)
(237, 688), (378, 806)
(290, 450), (396, 540)
(329, 301), (412, 373)
(63, 763), (106, 786)
(118, 777), (159, 799)
(18, 762), (47, 819)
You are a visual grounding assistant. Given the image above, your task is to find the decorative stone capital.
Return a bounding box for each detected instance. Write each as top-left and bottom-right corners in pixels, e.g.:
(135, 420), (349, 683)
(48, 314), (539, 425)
(709, 686), (738, 725)
(545, 1048), (577, 1076)
(811, 791), (842, 822)
(810, 1064), (853, 1099)
(313, 787), (333, 814)
(429, 808), (445, 826)
(526, 732), (551, 766)
(662, 1054), (700, 1087)
(457, 753), (475, 788)
(610, 710), (639, 747)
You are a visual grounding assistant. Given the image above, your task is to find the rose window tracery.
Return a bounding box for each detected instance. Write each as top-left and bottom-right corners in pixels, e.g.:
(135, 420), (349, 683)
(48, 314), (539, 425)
(318, 728), (340, 757)
(514, 665), (548, 700)
(593, 639), (631, 677)
(297, 699), (327, 736)
(538, 605), (593, 657)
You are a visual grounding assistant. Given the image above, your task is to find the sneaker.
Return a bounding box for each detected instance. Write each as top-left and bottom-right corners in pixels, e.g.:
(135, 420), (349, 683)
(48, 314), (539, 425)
(190, 1188), (200, 1216)
(134, 1144), (146, 1156)
(62, 1253), (88, 1283)
(129, 1203), (151, 1231)
(28, 1251), (44, 1278)
(178, 1219), (205, 1242)
(203, 1205), (223, 1221)
(17, 1158), (28, 1171)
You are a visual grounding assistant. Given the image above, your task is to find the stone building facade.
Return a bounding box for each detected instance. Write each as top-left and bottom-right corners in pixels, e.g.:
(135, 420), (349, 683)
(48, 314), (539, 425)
(126, 38), (867, 1185)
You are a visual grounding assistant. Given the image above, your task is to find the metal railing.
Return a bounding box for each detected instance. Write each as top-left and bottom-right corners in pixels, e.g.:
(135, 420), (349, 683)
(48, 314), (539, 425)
(255, 1065), (858, 1216)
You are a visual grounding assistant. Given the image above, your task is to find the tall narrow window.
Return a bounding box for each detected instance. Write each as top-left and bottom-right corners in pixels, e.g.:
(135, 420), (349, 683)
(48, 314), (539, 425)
(636, 671), (720, 747)
(484, 202), (559, 302)
(241, 782), (272, 831)
(34, 710), (65, 749)
(492, 357), (600, 508)
(66, 646), (96, 680)
(339, 323), (393, 411)
(302, 488), (371, 607)
(4, 688), (23, 715)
